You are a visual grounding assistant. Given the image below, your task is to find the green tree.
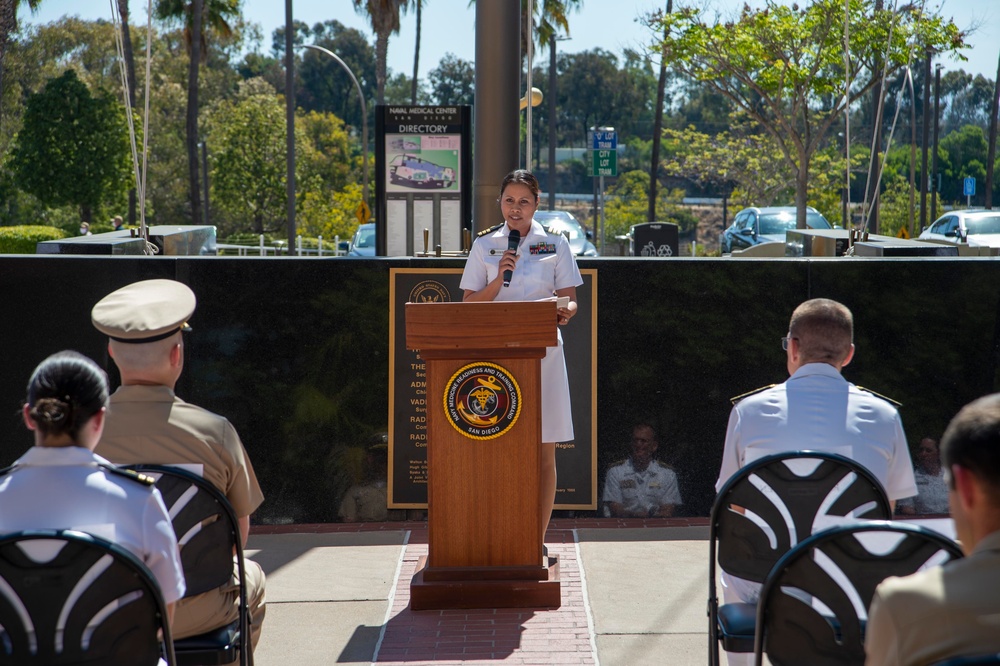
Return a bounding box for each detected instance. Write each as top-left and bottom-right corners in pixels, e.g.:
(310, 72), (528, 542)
(155, 0), (241, 226)
(352, 0), (407, 105)
(0, 0), (41, 132)
(206, 78), (296, 235)
(297, 20), (376, 132)
(658, 0), (963, 227)
(10, 69), (130, 223)
(604, 169), (695, 238)
(427, 53), (473, 106)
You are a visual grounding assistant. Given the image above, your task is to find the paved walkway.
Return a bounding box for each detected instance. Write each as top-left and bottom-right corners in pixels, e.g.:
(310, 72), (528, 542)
(248, 519), (715, 666)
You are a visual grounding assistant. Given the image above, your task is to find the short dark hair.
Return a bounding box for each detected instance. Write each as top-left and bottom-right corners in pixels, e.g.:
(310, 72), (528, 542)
(498, 169), (540, 201)
(788, 298), (853, 364)
(25, 351), (109, 440)
(940, 393), (1000, 497)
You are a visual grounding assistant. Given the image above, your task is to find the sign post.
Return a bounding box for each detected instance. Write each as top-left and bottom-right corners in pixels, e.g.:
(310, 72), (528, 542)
(964, 176), (976, 208)
(590, 127), (617, 253)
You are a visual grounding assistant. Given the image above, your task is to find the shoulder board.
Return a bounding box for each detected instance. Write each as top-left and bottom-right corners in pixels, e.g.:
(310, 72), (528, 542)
(98, 463), (156, 486)
(856, 386), (902, 408)
(653, 459), (675, 471)
(476, 223), (503, 238)
(609, 458), (627, 466)
(730, 384), (776, 405)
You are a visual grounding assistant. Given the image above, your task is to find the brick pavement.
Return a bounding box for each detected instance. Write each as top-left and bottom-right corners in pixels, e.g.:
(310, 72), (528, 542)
(371, 527), (597, 665)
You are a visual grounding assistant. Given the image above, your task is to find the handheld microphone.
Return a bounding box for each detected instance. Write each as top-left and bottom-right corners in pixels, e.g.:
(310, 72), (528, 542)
(502, 229), (520, 287)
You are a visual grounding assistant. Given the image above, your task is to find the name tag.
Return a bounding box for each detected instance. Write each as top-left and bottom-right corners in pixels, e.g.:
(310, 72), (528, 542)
(529, 243), (556, 255)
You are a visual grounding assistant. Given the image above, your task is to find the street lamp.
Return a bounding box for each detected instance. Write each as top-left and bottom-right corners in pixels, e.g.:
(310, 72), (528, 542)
(302, 44), (369, 206)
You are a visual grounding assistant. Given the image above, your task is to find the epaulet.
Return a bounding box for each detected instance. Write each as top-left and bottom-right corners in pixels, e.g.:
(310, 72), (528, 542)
(609, 458), (627, 466)
(476, 223), (503, 238)
(98, 462), (156, 486)
(856, 386), (902, 408)
(654, 459), (676, 471)
(730, 384), (776, 405)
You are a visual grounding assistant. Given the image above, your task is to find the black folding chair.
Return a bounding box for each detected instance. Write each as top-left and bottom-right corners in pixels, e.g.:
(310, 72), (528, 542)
(0, 528), (175, 666)
(708, 450), (893, 666)
(126, 465), (249, 666)
(754, 520), (964, 666)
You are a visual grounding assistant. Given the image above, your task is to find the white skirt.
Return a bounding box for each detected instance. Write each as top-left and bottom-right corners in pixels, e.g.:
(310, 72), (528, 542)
(540, 336), (574, 443)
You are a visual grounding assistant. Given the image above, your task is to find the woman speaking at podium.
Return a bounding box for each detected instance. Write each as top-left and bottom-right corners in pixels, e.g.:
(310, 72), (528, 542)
(460, 169), (583, 543)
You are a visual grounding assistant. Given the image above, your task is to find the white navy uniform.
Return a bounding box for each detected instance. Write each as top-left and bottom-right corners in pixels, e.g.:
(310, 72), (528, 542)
(0, 446), (186, 605)
(460, 219), (583, 442)
(715, 362), (917, 666)
(603, 458), (683, 515)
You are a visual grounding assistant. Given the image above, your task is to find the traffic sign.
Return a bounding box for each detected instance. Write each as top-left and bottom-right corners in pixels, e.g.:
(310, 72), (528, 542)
(590, 150), (617, 177)
(964, 176), (976, 197)
(592, 129), (617, 151)
(356, 200), (371, 225)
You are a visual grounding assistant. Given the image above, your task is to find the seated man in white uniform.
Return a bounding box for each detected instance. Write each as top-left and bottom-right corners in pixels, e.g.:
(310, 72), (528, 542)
(603, 421), (682, 518)
(715, 298), (917, 666)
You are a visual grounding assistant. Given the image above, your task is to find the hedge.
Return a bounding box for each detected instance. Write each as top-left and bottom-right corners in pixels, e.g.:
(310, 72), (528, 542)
(0, 225), (69, 254)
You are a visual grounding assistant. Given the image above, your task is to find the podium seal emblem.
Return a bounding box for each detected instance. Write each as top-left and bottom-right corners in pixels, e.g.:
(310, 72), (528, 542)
(444, 362), (521, 440)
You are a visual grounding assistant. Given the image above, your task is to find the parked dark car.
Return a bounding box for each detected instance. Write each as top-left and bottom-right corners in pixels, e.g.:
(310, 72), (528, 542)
(720, 206), (833, 254)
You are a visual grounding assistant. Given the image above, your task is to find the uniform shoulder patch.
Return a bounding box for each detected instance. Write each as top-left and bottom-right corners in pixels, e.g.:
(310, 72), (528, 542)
(99, 463), (156, 486)
(476, 223), (503, 238)
(856, 386), (902, 408)
(730, 384), (776, 405)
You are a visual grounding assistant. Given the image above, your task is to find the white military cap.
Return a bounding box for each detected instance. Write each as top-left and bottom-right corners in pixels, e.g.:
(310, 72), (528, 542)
(91, 279), (196, 343)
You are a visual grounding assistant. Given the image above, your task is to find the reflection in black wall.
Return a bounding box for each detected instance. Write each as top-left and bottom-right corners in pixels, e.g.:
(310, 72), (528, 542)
(1, 256), (998, 523)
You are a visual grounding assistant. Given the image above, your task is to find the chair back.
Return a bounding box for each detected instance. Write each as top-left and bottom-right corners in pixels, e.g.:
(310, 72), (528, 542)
(712, 450), (893, 584)
(754, 520), (964, 666)
(124, 464), (248, 666)
(0, 528), (175, 666)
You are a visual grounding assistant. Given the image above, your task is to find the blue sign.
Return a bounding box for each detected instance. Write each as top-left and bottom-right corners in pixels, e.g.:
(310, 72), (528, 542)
(592, 130), (617, 151)
(964, 176), (976, 197)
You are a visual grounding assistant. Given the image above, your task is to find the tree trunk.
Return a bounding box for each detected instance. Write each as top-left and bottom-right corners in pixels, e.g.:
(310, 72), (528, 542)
(0, 0), (17, 136)
(410, 0), (421, 105)
(986, 50), (1000, 209)
(795, 151), (810, 229)
(375, 31), (388, 105)
(186, 0), (203, 225)
(117, 0), (138, 225)
(648, 0), (672, 222)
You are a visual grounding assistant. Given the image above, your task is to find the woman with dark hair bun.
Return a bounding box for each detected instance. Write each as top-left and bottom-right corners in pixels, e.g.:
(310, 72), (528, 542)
(0, 351), (185, 626)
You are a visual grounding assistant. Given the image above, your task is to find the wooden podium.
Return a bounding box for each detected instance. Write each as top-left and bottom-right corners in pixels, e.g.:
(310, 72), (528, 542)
(405, 301), (561, 610)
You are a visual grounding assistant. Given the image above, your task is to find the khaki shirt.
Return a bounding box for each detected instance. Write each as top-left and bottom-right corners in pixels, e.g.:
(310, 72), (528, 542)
(96, 384), (263, 517)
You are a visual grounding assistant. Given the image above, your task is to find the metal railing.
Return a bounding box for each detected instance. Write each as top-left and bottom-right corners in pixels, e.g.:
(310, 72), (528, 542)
(215, 235), (347, 257)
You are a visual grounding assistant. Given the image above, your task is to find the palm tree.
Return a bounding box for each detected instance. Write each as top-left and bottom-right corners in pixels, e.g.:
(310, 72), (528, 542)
(155, 0), (239, 225)
(410, 0), (423, 104)
(516, 0), (584, 67)
(352, 0), (406, 105)
(0, 0), (41, 133)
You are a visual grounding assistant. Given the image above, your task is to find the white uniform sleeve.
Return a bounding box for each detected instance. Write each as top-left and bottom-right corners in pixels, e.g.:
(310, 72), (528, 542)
(553, 235), (583, 290)
(143, 489), (186, 604)
(602, 465), (623, 504)
(459, 237), (488, 292)
(657, 468), (683, 505)
(884, 412), (918, 501)
(716, 406), (743, 492)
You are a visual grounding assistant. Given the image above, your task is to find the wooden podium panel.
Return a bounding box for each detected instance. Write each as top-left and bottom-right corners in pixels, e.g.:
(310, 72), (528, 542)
(405, 301), (561, 610)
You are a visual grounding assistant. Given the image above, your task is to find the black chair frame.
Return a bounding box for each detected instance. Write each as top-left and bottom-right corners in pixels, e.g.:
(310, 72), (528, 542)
(708, 450), (892, 666)
(753, 520), (964, 666)
(0, 528), (176, 666)
(125, 464), (249, 666)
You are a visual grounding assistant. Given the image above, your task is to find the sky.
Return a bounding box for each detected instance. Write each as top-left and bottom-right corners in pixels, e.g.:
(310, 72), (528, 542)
(23, 0), (1000, 82)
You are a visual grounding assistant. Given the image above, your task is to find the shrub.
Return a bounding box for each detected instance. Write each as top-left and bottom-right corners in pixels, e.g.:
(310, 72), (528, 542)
(0, 225), (69, 254)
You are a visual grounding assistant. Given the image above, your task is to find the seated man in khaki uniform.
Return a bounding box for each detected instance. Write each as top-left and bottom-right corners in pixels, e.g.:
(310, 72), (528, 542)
(91, 279), (266, 662)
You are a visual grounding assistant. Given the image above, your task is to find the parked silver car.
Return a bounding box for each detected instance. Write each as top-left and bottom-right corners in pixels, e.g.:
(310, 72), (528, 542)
(918, 210), (1000, 248)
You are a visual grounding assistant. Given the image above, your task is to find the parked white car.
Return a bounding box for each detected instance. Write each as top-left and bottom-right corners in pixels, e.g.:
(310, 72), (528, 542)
(918, 210), (1000, 248)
